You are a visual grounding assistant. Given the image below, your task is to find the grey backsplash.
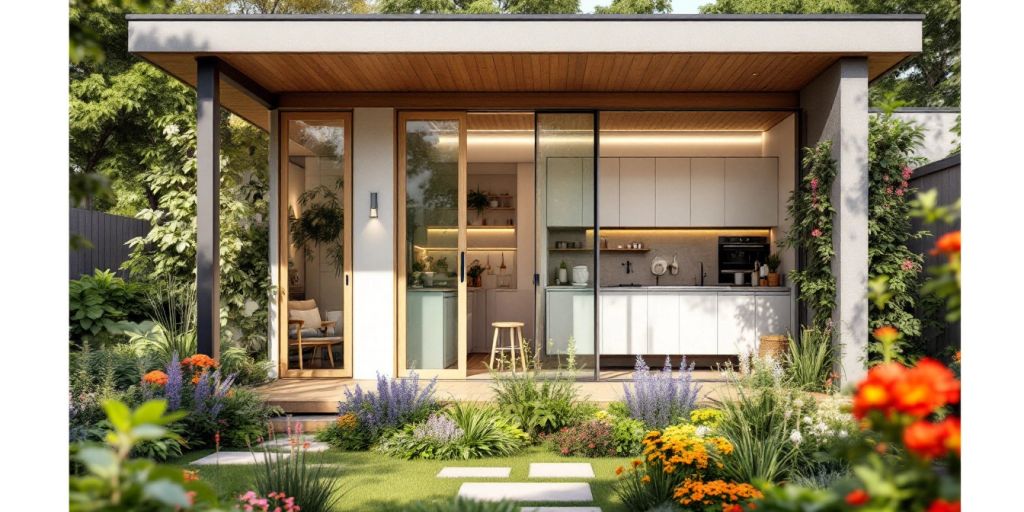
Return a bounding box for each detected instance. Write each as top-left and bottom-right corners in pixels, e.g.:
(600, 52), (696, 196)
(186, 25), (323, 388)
(547, 229), (770, 286)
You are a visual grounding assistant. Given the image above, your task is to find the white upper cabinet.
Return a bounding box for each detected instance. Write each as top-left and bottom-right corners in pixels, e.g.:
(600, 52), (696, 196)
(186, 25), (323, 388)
(690, 158), (726, 227)
(655, 158), (691, 227)
(546, 157), (594, 227)
(598, 157), (620, 227)
(724, 157), (779, 226)
(618, 158), (657, 227)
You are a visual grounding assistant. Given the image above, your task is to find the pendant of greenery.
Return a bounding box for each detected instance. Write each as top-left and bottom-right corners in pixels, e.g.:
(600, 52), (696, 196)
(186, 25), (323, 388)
(782, 141), (837, 331)
(866, 113), (927, 362)
(289, 177), (345, 275)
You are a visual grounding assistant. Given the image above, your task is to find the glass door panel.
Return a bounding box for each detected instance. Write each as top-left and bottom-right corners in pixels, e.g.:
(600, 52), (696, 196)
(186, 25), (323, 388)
(535, 113), (597, 379)
(280, 112), (352, 378)
(399, 113), (467, 377)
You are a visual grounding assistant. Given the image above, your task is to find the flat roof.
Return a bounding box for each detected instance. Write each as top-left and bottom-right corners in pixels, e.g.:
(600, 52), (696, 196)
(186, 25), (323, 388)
(127, 14), (923, 129)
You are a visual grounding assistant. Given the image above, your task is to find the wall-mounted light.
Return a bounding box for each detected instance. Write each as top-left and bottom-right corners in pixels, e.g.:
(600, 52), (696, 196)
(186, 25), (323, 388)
(369, 192), (379, 219)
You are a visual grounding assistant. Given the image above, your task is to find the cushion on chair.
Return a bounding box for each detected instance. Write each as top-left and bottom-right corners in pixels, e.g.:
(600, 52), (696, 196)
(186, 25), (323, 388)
(288, 307), (322, 338)
(324, 310), (342, 337)
(289, 299), (318, 311)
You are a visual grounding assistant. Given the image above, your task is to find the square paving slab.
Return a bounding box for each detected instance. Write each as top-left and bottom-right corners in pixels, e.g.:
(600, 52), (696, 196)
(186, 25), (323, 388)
(528, 463), (595, 479)
(458, 482), (593, 502)
(437, 467), (512, 478)
(260, 437), (330, 452)
(521, 508), (601, 512)
(190, 451), (288, 465)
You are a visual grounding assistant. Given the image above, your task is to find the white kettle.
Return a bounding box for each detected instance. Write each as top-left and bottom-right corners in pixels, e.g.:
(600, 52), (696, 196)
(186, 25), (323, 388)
(572, 265), (589, 286)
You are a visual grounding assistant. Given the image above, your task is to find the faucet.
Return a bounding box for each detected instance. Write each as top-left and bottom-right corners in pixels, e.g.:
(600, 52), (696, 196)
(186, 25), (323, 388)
(622, 260), (633, 274)
(699, 262), (707, 286)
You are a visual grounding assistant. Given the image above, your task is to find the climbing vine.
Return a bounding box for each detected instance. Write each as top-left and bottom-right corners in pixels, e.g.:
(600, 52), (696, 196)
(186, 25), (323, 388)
(782, 141), (837, 331)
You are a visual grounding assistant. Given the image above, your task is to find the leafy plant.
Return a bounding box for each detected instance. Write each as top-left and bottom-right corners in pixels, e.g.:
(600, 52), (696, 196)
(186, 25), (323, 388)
(69, 399), (220, 511)
(337, 372), (439, 442)
(467, 188), (490, 214)
(397, 498), (518, 512)
(251, 421), (344, 512)
(715, 386), (800, 484)
(377, 404), (527, 460)
(69, 269), (147, 346)
(290, 178), (345, 275)
(622, 356), (700, 430)
(316, 413), (370, 451)
(784, 326), (835, 392)
(610, 416), (646, 457)
(782, 141), (837, 330)
(766, 252), (781, 273)
(546, 419), (617, 457)
(490, 371), (592, 437)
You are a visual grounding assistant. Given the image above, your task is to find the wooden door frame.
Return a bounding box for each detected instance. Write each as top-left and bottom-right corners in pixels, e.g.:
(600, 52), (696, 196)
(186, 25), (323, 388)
(277, 111), (354, 378)
(397, 111), (469, 379)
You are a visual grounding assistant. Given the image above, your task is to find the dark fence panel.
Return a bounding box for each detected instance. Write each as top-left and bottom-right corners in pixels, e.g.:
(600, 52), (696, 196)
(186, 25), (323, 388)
(908, 154), (961, 356)
(69, 208), (149, 280)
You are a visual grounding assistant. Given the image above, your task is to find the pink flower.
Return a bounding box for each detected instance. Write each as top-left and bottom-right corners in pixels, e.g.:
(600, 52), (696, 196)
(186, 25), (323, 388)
(811, 228), (823, 238)
(902, 166), (913, 180)
(896, 188), (904, 196)
(886, 186), (894, 195)
(902, 259), (914, 271)
(810, 177), (819, 191)
(901, 180), (909, 188)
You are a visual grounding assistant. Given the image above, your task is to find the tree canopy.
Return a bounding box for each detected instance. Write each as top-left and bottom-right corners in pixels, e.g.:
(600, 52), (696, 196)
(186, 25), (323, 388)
(699, 0), (961, 107)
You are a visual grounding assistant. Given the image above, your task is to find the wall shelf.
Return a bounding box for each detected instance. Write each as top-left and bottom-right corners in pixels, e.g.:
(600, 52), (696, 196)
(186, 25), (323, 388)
(549, 248), (650, 253)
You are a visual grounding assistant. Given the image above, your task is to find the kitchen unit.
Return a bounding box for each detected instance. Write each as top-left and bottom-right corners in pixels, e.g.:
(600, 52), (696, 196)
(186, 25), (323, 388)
(545, 286), (791, 356)
(406, 289), (458, 370)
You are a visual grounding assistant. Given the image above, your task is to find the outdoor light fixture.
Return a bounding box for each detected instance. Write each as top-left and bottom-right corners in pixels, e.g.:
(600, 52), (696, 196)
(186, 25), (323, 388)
(369, 192), (379, 219)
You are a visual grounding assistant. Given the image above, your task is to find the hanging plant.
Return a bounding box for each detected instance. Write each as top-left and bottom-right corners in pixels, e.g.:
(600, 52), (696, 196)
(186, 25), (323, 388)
(782, 141), (837, 331)
(290, 177), (344, 275)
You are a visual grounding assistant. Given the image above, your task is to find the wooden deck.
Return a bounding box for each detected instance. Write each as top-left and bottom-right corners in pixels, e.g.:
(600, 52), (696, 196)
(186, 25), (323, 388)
(255, 370), (733, 414)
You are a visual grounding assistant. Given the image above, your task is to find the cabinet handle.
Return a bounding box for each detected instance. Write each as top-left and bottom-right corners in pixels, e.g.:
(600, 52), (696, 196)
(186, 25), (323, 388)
(460, 251), (466, 283)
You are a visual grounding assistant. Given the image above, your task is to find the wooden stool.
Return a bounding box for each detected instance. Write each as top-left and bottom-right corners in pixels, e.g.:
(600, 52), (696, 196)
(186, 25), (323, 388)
(489, 321), (527, 373)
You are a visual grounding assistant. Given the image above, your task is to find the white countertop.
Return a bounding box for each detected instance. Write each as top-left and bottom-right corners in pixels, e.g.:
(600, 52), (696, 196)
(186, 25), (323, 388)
(547, 285), (791, 292)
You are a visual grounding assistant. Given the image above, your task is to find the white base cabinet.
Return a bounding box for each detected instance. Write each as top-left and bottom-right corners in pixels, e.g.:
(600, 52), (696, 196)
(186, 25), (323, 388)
(717, 293), (756, 355)
(647, 292), (680, 353)
(679, 293), (718, 354)
(546, 290), (595, 355)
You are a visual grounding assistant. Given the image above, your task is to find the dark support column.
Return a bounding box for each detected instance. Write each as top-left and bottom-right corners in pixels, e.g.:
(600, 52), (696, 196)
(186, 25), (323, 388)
(196, 57), (221, 359)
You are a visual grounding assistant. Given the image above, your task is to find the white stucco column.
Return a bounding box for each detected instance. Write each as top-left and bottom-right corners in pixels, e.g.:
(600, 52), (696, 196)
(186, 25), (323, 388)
(352, 108), (397, 378)
(800, 58), (870, 383)
(267, 108), (280, 379)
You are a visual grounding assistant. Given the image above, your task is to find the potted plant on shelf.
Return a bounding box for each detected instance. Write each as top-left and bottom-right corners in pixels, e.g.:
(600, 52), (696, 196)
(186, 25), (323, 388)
(421, 255), (435, 287)
(411, 259), (424, 287)
(467, 260), (484, 288)
(766, 252), (782, 286)
(467, 188), (490, 225)
(435, 256), (449, 284)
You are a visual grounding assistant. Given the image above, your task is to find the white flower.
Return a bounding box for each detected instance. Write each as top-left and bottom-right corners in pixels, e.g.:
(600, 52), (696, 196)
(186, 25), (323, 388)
(789, 429), (803, 445)
(815, 421), (829, 433)
(792, 398), (805, 408)
(163, 123), (180, 137)
(784, 409), (793, 420)
(838, 430), (848, 439)
(803, 416), (813, 425)
(695, 426), (710, 437)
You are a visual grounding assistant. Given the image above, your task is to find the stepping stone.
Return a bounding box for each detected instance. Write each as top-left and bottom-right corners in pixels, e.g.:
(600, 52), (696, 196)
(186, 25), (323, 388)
(437, 467), (512, 478)
(528, 463), (595, 479)
(190, 451), (288, 465)
(260, 437), (330, 452)
(458, 483), (592, 502)
(521, 508), (601, 512)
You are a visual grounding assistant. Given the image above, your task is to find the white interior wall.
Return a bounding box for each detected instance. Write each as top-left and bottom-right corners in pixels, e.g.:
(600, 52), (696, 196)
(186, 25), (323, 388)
(762, 115), (798, 275)
(352, 108), (397, 378)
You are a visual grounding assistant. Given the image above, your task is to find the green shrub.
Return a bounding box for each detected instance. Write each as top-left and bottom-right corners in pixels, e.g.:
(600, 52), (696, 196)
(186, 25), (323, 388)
(316, 414), (370, 451)
(69, 270), (147, 346)
(218, 387), (283, 448)
(716, 386), (800, 484)
(785, 327), (835, 392)
(490, 371), (594, 437)
(546, 419), (617, 457)
(376, 404), (528, 460)
(396, 498), (518, 512)
(610, 416), (646, 456)
(251, 421), (344, 512)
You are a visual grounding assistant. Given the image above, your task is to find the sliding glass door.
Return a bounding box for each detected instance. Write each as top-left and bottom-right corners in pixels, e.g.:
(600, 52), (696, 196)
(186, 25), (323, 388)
(398, 112), (469, 378)
(279, 112), (353, 378)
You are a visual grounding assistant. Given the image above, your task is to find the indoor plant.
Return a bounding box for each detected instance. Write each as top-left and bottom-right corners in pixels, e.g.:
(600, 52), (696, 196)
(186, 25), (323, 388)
(421, 256), (435, 287)
(467, 260), (484, 288)
(467, 188), (490, 225)
(766, 252), (782, 286)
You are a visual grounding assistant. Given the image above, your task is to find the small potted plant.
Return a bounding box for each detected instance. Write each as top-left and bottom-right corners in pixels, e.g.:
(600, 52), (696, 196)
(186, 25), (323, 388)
(766, 252), (782, 287)
(434, 256), (449, 284)
(421, 255), (435, 287)
(411, 259), (424, 287)
(467, 188), (490, 225)
(467, 260), (484, 288)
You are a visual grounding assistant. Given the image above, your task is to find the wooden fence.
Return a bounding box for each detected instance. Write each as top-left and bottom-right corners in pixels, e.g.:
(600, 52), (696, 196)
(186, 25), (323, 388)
(908, 154), (961, 356)
(69, 208), (149, 280)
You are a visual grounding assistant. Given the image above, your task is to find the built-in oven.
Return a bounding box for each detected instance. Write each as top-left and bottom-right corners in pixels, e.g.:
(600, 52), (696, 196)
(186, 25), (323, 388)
(718, 236), (770, 284)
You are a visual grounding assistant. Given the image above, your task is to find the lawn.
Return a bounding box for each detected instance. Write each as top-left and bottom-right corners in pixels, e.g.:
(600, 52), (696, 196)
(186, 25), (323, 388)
(170, 445), (635, 511)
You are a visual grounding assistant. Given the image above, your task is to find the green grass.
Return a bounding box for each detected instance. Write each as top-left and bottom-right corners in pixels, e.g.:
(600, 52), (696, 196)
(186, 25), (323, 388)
(169, 446), (635, 511)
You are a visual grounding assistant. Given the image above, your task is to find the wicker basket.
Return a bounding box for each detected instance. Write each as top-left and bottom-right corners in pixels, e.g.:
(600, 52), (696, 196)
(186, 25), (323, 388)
(759, 334), (789, 359)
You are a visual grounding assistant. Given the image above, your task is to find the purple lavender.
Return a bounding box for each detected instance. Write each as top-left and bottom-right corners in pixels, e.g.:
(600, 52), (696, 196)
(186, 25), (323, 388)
(164, 353), (183, 411)
(622, 355), (701, 429)
(338, 371), (438, 439)
(413, 413), (464, 444)
(193, 369), (236, 420)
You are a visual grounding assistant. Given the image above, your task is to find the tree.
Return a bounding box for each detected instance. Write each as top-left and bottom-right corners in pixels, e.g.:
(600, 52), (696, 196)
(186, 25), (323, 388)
(594, 0), (672, 14)
(377, 0), (581, 14)
(698, 0), (960, 107)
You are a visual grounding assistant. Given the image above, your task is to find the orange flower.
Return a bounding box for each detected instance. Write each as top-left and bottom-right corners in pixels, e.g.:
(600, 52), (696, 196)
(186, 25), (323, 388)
(641, 475), (651, 484)
(723, 505), (743, 512)
(142, 370), (169, 386)
(845, 489), (869, 506)
(953, 351), (961, 364)
(927, 499), (961, 512)
(615, 466), (624, 476)
(872, 326), (900, 344)
(632, 459), (643, 468)
(931, 231), (960, 255)
(893, 358), (960, 416)
(852, 362), (905, 418)
(182, 469), (199, 482)
(903, 417), (960, 460)
(182, 354), (219, 369)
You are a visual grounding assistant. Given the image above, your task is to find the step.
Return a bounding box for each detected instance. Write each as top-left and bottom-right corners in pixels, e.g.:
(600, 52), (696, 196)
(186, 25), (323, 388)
(458, 483), (593, 502)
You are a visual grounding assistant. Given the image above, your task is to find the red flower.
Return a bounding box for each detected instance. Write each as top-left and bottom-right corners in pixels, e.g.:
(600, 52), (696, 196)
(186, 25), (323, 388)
(893, 358), (960, 416)
(927, 499), (960, 512)
(903, 420), (947, 459)
(845, 489), (869, 506)
(853, 361), (905, 419)
(932, 231), (961, 255)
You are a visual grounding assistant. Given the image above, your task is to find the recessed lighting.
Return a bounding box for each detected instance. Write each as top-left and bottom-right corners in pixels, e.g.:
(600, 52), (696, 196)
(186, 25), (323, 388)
(751, 72), (760, 77)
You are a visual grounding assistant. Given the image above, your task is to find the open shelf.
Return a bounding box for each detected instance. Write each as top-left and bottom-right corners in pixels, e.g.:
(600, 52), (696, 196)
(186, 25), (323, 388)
(549, 248), (651, 253)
